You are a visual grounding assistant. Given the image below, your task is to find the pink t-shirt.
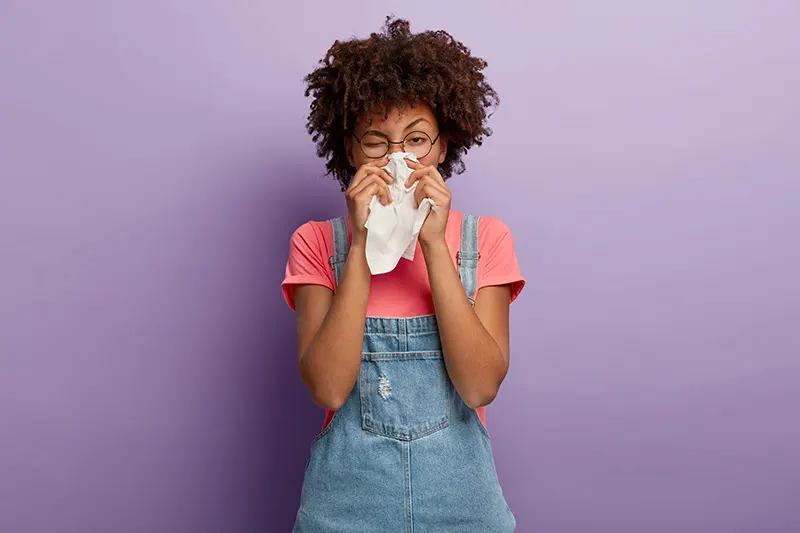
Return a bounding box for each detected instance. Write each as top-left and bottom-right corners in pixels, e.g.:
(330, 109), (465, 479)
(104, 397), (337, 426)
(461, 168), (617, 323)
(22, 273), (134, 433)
(282, 210), (525, 430)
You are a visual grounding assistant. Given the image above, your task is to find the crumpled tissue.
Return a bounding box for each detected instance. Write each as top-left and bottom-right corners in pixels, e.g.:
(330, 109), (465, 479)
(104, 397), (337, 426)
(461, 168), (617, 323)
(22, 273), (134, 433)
(363, 152), (438, 275)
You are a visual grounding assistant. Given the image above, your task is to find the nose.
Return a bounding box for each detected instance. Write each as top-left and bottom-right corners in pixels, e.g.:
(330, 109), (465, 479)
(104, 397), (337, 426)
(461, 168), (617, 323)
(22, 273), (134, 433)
(387, 142), (404, 155)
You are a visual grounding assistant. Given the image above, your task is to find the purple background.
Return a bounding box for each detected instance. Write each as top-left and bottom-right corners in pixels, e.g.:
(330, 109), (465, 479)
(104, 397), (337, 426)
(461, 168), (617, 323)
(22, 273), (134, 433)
(2, 2), (799, 532)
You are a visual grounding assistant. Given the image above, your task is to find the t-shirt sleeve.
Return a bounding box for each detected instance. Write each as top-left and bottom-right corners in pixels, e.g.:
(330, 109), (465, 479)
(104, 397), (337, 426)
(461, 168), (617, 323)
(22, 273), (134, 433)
(477, 217), (526, 304)
(281, 221), (335, 311)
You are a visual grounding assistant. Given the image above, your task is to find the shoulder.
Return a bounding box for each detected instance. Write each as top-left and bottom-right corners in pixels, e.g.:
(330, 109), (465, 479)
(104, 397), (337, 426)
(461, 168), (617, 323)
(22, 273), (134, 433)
(451, 210), (510, 232)
(448, 210), (508, 232)
(476, 215), (512, 239)
(291, 219), (332, 240)
(450, 210), (514, 249)
(282, 218), (340, 311)
(468, 214), (525, 301)
(463, 214), (513, 252)
(287, 218), (336, 259)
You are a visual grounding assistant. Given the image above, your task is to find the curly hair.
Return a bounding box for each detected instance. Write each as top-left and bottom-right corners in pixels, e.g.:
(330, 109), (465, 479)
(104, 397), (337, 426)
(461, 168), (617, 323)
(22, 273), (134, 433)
(304, 16), (499, 190)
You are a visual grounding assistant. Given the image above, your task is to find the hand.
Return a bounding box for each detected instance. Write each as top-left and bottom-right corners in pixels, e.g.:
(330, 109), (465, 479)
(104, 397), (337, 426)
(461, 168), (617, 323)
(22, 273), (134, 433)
(346, 159), (393, 247)
(405, 159), (451, 246)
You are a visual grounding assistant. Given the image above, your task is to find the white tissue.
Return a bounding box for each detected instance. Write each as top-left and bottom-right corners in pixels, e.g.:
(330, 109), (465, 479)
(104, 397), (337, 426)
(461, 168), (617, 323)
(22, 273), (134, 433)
(363, 152), (438, 275)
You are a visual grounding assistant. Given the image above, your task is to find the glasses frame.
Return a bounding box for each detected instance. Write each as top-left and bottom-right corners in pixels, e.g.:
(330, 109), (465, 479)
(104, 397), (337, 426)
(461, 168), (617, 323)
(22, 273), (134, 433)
(351, 130), (442, 160)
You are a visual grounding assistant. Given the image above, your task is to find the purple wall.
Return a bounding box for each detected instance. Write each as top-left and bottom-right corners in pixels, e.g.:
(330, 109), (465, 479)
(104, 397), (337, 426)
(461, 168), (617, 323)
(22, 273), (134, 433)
(2, 2), (799, 532)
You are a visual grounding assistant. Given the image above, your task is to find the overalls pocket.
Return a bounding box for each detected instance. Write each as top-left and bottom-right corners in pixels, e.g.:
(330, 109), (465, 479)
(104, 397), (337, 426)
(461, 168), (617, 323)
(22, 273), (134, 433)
(358, 351), (452, 440)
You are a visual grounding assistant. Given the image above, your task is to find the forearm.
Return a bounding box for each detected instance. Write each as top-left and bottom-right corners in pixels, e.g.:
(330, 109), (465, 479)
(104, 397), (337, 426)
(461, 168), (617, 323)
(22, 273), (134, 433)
(422, 239), (506, 408)
(300, 244), (370, 409)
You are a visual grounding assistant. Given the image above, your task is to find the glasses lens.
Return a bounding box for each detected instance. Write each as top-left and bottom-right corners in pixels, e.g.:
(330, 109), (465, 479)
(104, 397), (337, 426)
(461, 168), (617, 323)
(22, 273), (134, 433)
(403, 131), (433, 158)
(360, 133), (389, 158)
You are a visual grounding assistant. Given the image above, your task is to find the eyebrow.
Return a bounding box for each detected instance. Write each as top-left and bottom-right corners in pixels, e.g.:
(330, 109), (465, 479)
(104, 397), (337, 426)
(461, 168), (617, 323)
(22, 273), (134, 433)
(361, 118), (432, 137)
(405, 118), (431, 130)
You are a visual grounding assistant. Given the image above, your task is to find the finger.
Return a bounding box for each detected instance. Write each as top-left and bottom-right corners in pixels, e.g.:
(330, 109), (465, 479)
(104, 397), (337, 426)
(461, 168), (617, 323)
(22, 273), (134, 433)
(361, 157), (389, 170)
(377, 181), (391, 205)
(409, 168), (446, 191)
(349, 172), (379, 198)
(406, 167), (431, 188)
(358, 181), (391, 206)
(415, 182), (438, 208)
(427, 167), (446, 187)
(364, 163), (394, 185)
(374, 167), (394, 185)
(373, 174), (393, 203)
(352, 162), (380, 185)
(405, 159), (423, 170)
(422, 176), (449, 196)
(350, 160), (391, 189)
(351, 168), (392, 192)
(352, 175), (392, 205)
(368, 175), (392, 205)
(354, 182), (380, 205)
(414, 179), (449, 208)
(415, 164), (445, 187)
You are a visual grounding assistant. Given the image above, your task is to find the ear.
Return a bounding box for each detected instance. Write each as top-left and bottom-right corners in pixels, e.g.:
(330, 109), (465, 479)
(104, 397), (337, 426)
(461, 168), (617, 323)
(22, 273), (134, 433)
(345, 136), (355, 168)
(437, 137), (448, 165)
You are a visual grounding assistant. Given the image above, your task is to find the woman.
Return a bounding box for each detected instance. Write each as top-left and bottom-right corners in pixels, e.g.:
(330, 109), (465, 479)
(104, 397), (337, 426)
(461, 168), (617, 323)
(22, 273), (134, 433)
(282, 17), (525, 532)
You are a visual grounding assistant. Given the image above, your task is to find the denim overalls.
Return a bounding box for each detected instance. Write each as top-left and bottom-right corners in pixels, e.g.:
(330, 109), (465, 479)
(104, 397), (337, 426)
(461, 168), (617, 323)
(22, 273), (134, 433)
(292, 214), (516, 533)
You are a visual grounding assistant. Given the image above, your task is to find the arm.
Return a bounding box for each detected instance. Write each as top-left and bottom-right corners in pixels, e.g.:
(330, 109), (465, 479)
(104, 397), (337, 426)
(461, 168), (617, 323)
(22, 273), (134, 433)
(294, 243), (371, 410)
(293, 160), (394, 410)
(406, 159), (513, 409)
(423, 239), (511, 408)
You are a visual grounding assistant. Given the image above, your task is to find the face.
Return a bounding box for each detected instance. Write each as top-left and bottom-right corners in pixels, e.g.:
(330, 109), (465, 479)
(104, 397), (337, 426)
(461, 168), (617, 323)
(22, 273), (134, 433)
(346, 103), (447, 170)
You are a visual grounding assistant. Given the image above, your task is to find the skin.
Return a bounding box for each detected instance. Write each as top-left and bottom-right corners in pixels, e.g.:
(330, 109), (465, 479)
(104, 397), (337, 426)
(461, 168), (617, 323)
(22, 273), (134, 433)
(294, 103), (511, 411)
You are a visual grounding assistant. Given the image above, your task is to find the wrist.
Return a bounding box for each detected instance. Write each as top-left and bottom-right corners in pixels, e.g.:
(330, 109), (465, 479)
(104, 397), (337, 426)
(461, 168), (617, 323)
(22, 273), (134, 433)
(420, 235), (448, 255)
(343, 243), (371, 282)
(350, 233), (367, 250)
(347, 241), (367, 262)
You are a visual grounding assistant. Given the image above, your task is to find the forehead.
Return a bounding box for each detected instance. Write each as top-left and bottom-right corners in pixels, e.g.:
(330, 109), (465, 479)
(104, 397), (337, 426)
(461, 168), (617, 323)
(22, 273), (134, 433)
(356, 103), (437, 132)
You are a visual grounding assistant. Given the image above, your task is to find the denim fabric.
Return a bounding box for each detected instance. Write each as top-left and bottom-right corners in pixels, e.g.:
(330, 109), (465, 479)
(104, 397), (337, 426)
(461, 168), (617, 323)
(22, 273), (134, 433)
(292, 215), (516, 533)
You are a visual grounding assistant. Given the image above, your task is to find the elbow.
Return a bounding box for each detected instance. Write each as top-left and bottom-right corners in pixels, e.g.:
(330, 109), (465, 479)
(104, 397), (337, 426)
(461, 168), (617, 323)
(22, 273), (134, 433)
(304, 376), (348, 411)
(299, 360), (348, 410)
(462, 364), (506, 409)
(311, 390), (347, 411)
(463, 387), (499, 410)
(465, 349), (509, 409)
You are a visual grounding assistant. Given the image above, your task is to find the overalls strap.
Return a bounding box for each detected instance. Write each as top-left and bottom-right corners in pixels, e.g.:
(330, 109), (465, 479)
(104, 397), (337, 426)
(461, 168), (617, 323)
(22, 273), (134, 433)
(328, 213), (480, 303)
(329, 216), (349, 287)
(458, 213), (481, 306)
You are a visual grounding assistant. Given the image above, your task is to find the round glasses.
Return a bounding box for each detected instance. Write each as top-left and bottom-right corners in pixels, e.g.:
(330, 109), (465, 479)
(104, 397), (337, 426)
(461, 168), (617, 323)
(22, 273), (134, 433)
(352, 130), (441, 160)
